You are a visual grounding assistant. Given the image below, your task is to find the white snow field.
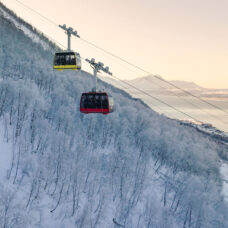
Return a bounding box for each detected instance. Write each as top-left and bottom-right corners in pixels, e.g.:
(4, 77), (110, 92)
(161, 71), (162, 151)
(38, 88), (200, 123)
(0, 121), (11, 181)
(221, 162), (228, 201)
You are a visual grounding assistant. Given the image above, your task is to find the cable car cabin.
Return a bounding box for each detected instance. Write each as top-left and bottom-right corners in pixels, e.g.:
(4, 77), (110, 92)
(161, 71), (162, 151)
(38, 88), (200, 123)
(53, 52), (81, 70)
(80, 92), (114, 114)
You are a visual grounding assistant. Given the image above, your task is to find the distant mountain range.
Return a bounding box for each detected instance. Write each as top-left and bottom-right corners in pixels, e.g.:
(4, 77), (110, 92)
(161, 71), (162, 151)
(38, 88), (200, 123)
(101, 75), (228, 100)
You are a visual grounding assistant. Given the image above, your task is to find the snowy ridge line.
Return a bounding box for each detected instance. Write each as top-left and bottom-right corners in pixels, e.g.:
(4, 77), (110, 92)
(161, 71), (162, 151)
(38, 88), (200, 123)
(0, 2), (56, 51)
(180, 121), (228, 147)
(0, 7), (47, 50)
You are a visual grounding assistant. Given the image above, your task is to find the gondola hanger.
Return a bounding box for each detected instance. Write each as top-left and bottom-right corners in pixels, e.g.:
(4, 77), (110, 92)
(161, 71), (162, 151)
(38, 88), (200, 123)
(53, 24), (81, 71)
(80, 58), (114, 114)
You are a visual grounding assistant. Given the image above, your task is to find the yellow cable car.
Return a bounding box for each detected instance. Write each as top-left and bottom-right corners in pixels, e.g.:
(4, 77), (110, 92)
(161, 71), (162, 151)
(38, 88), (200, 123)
(53, 52), (81, 70)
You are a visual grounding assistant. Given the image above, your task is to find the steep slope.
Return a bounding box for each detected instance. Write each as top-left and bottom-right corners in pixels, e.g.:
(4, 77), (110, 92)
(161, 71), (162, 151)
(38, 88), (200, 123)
(0, 3), (228, 228)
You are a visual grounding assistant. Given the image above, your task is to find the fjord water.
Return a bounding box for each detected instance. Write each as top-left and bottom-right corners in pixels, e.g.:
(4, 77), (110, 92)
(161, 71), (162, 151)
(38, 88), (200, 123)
(128, 91), (228, 132)
(147, 95), (228, 133)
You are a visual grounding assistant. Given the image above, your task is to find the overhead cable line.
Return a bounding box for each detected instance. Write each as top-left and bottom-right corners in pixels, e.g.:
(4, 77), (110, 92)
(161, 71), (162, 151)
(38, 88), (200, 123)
(103, 72), (228, 125)
(76, 37), (228, 124)
(57, 47), (188, 119)
(76, 55), (187, 119)
(140, 77), (228, 125)
(74, 38), (228, 125)
(12, 0), (58, 26)
(79, 57), (169, 116)
(53, 39), (226, 124)
(103, 74), (177, 118)
(11, 0), (228, 116)
(80, 38), (228, 116)
(8, 0), (228, 124)
(10, 0), (228, 116)
(110, 74), (202, 124)
(7, 0), (63, 51)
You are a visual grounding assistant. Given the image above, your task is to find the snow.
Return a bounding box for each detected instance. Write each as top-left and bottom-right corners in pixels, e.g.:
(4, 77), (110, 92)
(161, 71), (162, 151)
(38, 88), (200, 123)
(0, 121), (11, 181)
(0, 5), (50, 50)
(221, 161), (228, 201)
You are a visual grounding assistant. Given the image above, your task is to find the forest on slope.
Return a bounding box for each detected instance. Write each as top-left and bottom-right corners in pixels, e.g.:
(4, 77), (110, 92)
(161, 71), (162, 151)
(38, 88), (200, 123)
(0, 3), (227, 227)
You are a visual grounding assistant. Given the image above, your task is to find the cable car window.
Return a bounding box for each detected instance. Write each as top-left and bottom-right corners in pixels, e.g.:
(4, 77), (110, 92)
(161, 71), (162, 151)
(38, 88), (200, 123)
(87, 95), (93, 108)
(81, 95), (86, 108)
(61, 55), (65, 65)
(95, 94), (101, 109)
(54, 54), (60, 65)
(101, 94), (108, 109)
(65, 55), (70, 65)
(76, 53), (81, 66)
(70, 54), (76, 65)
(56, 54), (65, 65)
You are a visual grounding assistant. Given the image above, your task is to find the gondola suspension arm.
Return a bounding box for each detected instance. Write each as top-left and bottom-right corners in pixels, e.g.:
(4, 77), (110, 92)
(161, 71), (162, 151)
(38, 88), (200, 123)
(85, 58), (112, 92)
(59, 24), (80, 51)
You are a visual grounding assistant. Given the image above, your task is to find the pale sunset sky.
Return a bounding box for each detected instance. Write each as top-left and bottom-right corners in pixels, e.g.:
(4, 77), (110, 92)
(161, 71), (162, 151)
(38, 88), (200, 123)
(2, 0), (228, 88)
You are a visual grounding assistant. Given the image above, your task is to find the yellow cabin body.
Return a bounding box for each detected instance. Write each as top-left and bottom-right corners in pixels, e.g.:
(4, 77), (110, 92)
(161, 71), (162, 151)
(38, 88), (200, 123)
(53, 52), (81, 71)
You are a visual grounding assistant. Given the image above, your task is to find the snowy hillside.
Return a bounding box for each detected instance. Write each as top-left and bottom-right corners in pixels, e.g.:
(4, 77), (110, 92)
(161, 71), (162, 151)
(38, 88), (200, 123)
(0, 3), (228, 228)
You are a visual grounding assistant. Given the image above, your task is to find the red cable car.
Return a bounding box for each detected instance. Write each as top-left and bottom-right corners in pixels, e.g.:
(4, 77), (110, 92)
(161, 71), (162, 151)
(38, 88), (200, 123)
(80, 92), (114, 114)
